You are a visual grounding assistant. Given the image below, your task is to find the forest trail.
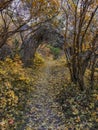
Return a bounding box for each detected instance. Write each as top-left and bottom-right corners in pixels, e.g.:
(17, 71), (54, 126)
(24, 59), (67, 130)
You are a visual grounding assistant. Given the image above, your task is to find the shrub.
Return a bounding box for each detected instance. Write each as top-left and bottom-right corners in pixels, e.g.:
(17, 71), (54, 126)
(47, 45), (61, 59)
(33, 53), (44, 68)
(0, 55), (34, 129)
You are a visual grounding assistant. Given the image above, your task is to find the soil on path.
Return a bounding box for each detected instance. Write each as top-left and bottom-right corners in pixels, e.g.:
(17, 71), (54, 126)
(24, 59), (68, 130)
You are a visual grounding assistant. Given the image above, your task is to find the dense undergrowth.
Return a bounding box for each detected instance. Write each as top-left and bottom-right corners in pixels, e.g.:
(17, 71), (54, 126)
(0, 54), (44, 130)
(56, 83), (98, 130)
(0, 56), (33, 129)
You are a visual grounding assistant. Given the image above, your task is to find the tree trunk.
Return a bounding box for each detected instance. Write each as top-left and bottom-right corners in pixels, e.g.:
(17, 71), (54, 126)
(78, 71), (85, 91)
(90, 55), (96, 89)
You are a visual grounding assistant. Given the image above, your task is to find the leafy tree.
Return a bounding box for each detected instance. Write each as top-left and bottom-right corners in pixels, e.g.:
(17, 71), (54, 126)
(0, 0), (13, 11)
(61, 0), (98, 90)
(0, 0), (60, 48)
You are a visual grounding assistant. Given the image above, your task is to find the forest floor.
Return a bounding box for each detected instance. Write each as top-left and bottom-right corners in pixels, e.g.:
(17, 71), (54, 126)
(19, 57), (98, 130)
(24, 58), (69, 130)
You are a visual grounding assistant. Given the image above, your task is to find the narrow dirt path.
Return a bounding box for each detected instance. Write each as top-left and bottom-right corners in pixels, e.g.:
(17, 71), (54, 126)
(24, 60), (66, 130)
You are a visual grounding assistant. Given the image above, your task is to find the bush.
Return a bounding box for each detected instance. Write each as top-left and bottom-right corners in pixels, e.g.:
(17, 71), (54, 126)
(0, 55), (34, 129)
(33, 53), (44, 68)
(47, 45), (61, 59)
(56, 84), (98, 129)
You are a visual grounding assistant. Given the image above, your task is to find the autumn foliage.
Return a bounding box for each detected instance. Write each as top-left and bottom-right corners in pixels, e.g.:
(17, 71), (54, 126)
(0, 0), (98, 129)
(0, 56), (34, 129)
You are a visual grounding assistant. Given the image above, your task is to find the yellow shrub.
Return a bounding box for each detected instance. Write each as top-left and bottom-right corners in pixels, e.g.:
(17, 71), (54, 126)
(0, 56), (34, 129)
(33, 53), (44, 68)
